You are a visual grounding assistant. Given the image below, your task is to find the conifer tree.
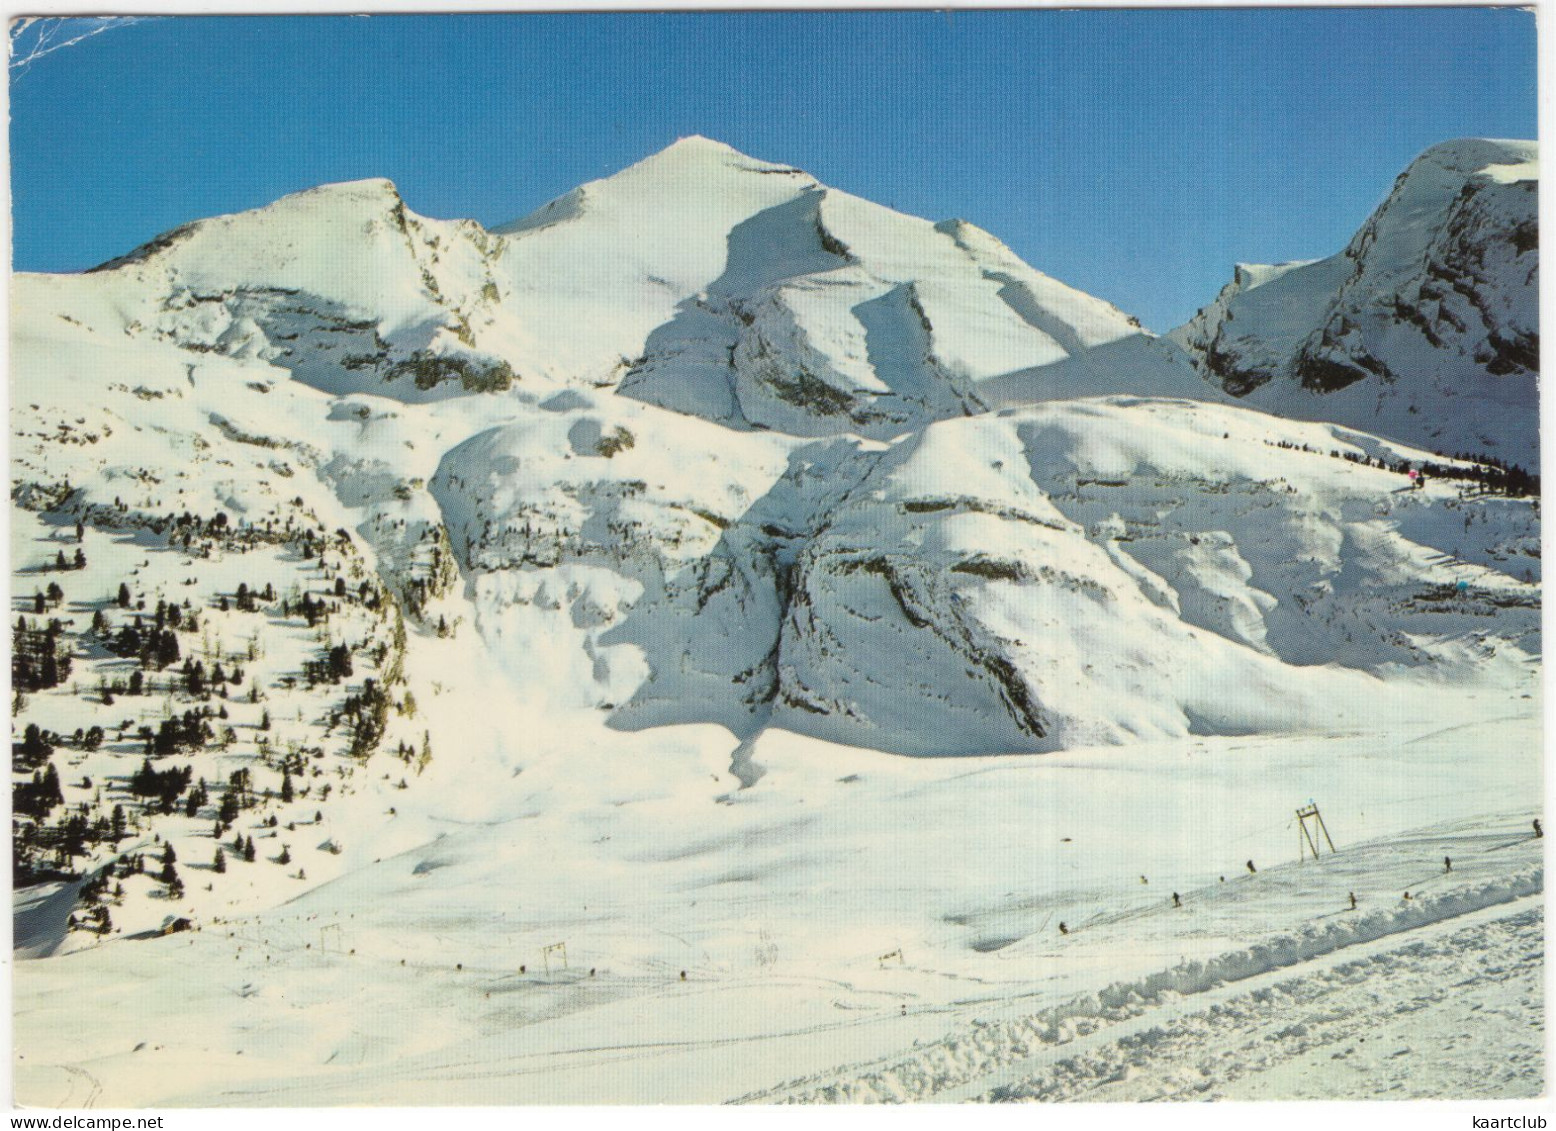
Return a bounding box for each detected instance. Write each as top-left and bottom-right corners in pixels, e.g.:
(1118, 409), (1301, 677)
(42, 763), (62, 808)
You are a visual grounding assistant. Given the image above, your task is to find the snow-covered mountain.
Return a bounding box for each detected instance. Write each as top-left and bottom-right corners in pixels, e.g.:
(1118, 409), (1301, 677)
(1171, 139), (1539, 465)
(11, 135), (1541, 776)
(44, 136), (1142, 434)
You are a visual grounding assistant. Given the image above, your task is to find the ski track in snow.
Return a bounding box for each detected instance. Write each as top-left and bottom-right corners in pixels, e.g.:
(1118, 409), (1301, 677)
(750, 885), (1544, 1104)
(975, 901), (1543, 1103)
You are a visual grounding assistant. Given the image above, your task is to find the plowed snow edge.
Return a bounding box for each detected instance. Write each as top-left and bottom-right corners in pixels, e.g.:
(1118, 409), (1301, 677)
(743, 865), (1542, 1103)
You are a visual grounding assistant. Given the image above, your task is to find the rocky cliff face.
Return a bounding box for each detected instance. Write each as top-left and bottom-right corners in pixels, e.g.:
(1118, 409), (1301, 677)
(1172, 139), (1538, 466)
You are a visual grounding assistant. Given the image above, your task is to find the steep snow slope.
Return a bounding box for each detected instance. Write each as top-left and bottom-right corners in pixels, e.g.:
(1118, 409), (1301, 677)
(1171, 139), (1539, 464)
(603, 143), (1144, 435)
(5, 306), (549, 946)
(978, 332), (1228, 407)
(60, 178), (522, 401)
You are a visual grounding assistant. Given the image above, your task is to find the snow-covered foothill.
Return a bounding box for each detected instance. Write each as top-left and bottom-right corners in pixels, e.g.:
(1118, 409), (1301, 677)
(602, 397), (1539, 756)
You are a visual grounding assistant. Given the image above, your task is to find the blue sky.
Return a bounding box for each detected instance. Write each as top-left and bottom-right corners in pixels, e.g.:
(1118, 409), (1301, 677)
(9, 8), (1537, 331)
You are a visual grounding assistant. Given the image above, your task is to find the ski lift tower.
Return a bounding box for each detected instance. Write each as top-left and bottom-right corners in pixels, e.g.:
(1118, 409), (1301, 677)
(1296, 802), (1337, 861)
(319, 922), (343, 954)
(542, 941), (568, 975)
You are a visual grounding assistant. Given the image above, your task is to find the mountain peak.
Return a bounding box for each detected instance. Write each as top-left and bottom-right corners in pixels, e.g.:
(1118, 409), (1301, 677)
(661, 133), (743, 156)
(92, 177), (408, 273)
(621, 134), (806, 180)
(1409, 137), (1538, 178)
(495, 135), (811, 236)
(296, 175), (403, 200)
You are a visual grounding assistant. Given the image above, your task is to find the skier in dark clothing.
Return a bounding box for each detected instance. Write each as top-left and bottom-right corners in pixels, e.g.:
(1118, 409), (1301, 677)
(1172, 892), (1181, 908)
(1246, 860), (1257, 874)
(1349, 892), (1357, 911)
(1444, 855), (1452, 873)
(1059, 922), (1068, 935)
(1535, 819), (1543, 839)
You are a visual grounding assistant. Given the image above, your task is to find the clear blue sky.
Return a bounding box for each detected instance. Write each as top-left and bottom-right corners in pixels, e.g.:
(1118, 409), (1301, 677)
(10, 8), (1537, 331)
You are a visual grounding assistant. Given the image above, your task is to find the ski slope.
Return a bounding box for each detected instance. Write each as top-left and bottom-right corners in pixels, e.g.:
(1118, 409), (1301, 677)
(13, 691), (1541, 1105)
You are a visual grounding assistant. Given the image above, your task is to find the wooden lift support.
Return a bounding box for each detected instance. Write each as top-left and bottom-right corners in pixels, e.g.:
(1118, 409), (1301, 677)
(1296, 803), (1337, 861)
(542, 941), (568, 975)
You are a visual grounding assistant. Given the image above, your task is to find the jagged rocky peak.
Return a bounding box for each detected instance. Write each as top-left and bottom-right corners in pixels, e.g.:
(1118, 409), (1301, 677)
(1171, 137), (1539, 465)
